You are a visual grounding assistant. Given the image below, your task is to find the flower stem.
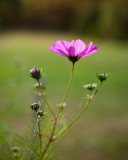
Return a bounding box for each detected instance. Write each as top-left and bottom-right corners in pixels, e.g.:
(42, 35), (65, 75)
(14, 155), (18, 160)
(62, 63), (74, 104)
(37, 118), (42, 157)
(37, 80), (55, 118)
(54, 82), (102, 139)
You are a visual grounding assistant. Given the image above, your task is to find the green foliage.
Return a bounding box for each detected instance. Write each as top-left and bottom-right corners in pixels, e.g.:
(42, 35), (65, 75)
(0, 136), (14, 160)
(13, 109), (61, 159)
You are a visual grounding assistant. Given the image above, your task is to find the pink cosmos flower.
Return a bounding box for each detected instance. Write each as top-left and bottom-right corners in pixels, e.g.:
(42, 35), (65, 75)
(49, 39), (98, 63)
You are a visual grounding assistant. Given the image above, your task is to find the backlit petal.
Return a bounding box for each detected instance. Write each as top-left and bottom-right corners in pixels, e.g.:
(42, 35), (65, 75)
(74, 39), (86, 55)
(55, 40), (68, 55)
(81, 45), (98, 58)
(49, 44), (68, 57)
(68, 46), (76, 57)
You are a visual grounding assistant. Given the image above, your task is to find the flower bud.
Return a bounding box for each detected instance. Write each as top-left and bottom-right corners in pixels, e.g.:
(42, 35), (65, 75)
(12, 146), (20, 153)
(57, 102), (66, 109)
(30, 66), (41, 80)
(30, 103), (40, 112)
(37, 110), (45, 117)
(83, 83), (97, 90)
(51, 118), (57, 122)
(97, 73), (108, 82)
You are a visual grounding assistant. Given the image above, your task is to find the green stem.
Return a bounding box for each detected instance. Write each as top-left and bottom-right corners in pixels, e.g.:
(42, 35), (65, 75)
(62, 63), (74, 104)
(37, 118), (42, 157)
(14, 154), (18, 160)
(54, 82), (102, 139)
(37, 80), (55, 118)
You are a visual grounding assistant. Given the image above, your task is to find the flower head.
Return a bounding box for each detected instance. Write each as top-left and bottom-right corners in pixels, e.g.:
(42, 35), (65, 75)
(37, 110), (45, 117)
(30, 103), (40, 112)
(12, 146), (20, 153)
(49, 39), (98, 63)
(97, 73), (108, 82)
(83, 83), (97, 91)
(30, 66), (41, 80)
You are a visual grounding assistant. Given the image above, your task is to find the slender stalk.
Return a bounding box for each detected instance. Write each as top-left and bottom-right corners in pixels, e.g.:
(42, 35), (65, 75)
(54, 82), (102, 139)
(62, 63), (74, 104)
(37, 118), (42, 157)
(37, 80), (55, 117)
(58, 63), (75, 118)
(14, 155), (18, 160)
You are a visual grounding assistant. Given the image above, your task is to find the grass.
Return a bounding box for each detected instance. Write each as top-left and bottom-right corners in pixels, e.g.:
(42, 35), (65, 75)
(0, 31), (128, 160)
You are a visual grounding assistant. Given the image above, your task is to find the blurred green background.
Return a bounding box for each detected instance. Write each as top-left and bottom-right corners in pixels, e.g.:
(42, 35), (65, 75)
(0, 0), (128, 160)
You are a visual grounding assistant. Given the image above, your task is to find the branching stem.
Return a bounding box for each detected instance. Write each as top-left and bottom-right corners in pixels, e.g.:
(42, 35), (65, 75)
(54, 82), (102, 139)
(40, 64), (75, 159)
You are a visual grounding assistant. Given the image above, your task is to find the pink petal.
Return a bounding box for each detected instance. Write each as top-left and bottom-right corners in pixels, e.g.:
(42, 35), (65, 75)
(55, 40), (68, 55)
(78, 41), (93, 57)
(70, 40), (75, 46)
(68, 46), (76, 57)
(86, 41), (93, 53)
(60, 40), (70, 51)
(90, 45), (98, 52)
(74, 39), (86, 55)
(49, 44), (67, 57)
(49, 40), (98, 59)
(81, 45), (98, 58)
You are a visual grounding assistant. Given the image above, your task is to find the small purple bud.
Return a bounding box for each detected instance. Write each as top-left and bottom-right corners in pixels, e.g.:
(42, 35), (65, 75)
(30, 66), (41, 80)
(30, 103), (40, 112)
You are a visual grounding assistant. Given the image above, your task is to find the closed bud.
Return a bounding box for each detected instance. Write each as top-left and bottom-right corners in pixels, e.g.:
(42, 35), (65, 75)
(30, 103), (40, 112)
(57, 102), (66, 109)
(83, 83), (97, 90)
(30, 66), (41, 80)
(37, 110), (45, 117)
(97, 73), (108, 82)
(12, 146), (20, 153)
